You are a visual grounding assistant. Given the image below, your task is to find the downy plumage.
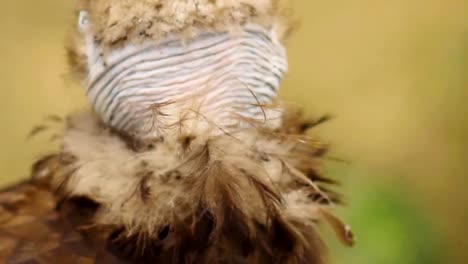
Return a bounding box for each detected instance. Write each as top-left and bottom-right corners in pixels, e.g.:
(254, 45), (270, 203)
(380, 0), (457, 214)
(0, 0), (353, 263)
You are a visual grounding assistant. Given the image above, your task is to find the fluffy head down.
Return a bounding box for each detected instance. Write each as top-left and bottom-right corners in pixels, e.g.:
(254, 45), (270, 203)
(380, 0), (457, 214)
(75, 0), (288, 46)
(34, 109), (353, 263)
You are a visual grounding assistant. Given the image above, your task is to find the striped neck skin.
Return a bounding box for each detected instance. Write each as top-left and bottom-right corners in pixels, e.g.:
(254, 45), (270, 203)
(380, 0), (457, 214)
(83, 24), (288, 140)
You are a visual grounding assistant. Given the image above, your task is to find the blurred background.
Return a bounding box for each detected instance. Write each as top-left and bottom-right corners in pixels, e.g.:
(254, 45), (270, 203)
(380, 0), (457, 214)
(0, 0), (466, 263)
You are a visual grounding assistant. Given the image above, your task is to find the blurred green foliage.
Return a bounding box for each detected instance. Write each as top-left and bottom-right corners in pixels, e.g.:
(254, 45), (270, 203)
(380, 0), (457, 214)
(0, 0), (466, 263)
(326, 167), (446, 264)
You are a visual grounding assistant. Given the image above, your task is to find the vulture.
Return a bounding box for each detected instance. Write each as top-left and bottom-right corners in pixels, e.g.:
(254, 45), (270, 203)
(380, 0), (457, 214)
(0, 0), (354, 263)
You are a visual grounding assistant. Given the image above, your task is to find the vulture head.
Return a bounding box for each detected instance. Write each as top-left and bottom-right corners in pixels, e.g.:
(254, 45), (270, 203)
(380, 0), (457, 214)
(68, 0), (290, 140)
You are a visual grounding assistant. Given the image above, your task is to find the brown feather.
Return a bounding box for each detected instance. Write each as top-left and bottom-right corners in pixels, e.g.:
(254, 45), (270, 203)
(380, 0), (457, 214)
(0, 108), (352, 263)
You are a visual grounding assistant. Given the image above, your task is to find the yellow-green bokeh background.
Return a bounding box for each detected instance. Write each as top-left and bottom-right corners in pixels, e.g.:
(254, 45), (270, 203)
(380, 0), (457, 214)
(0, 0), (466, 263)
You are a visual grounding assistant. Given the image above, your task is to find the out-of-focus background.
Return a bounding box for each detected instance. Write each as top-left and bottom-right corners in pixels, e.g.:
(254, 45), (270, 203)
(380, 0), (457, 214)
(0, 0), (466, 263)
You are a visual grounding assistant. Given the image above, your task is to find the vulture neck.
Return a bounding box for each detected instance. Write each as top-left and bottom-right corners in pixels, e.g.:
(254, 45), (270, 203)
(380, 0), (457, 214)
(84, 24), (287, 140)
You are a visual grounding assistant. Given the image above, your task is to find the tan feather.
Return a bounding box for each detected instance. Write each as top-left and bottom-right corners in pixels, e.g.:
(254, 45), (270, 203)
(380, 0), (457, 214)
(1, 106), (352, 263)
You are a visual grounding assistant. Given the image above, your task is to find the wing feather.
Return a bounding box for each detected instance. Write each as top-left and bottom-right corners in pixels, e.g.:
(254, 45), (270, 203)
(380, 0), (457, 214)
(0, 180), (96, 263)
